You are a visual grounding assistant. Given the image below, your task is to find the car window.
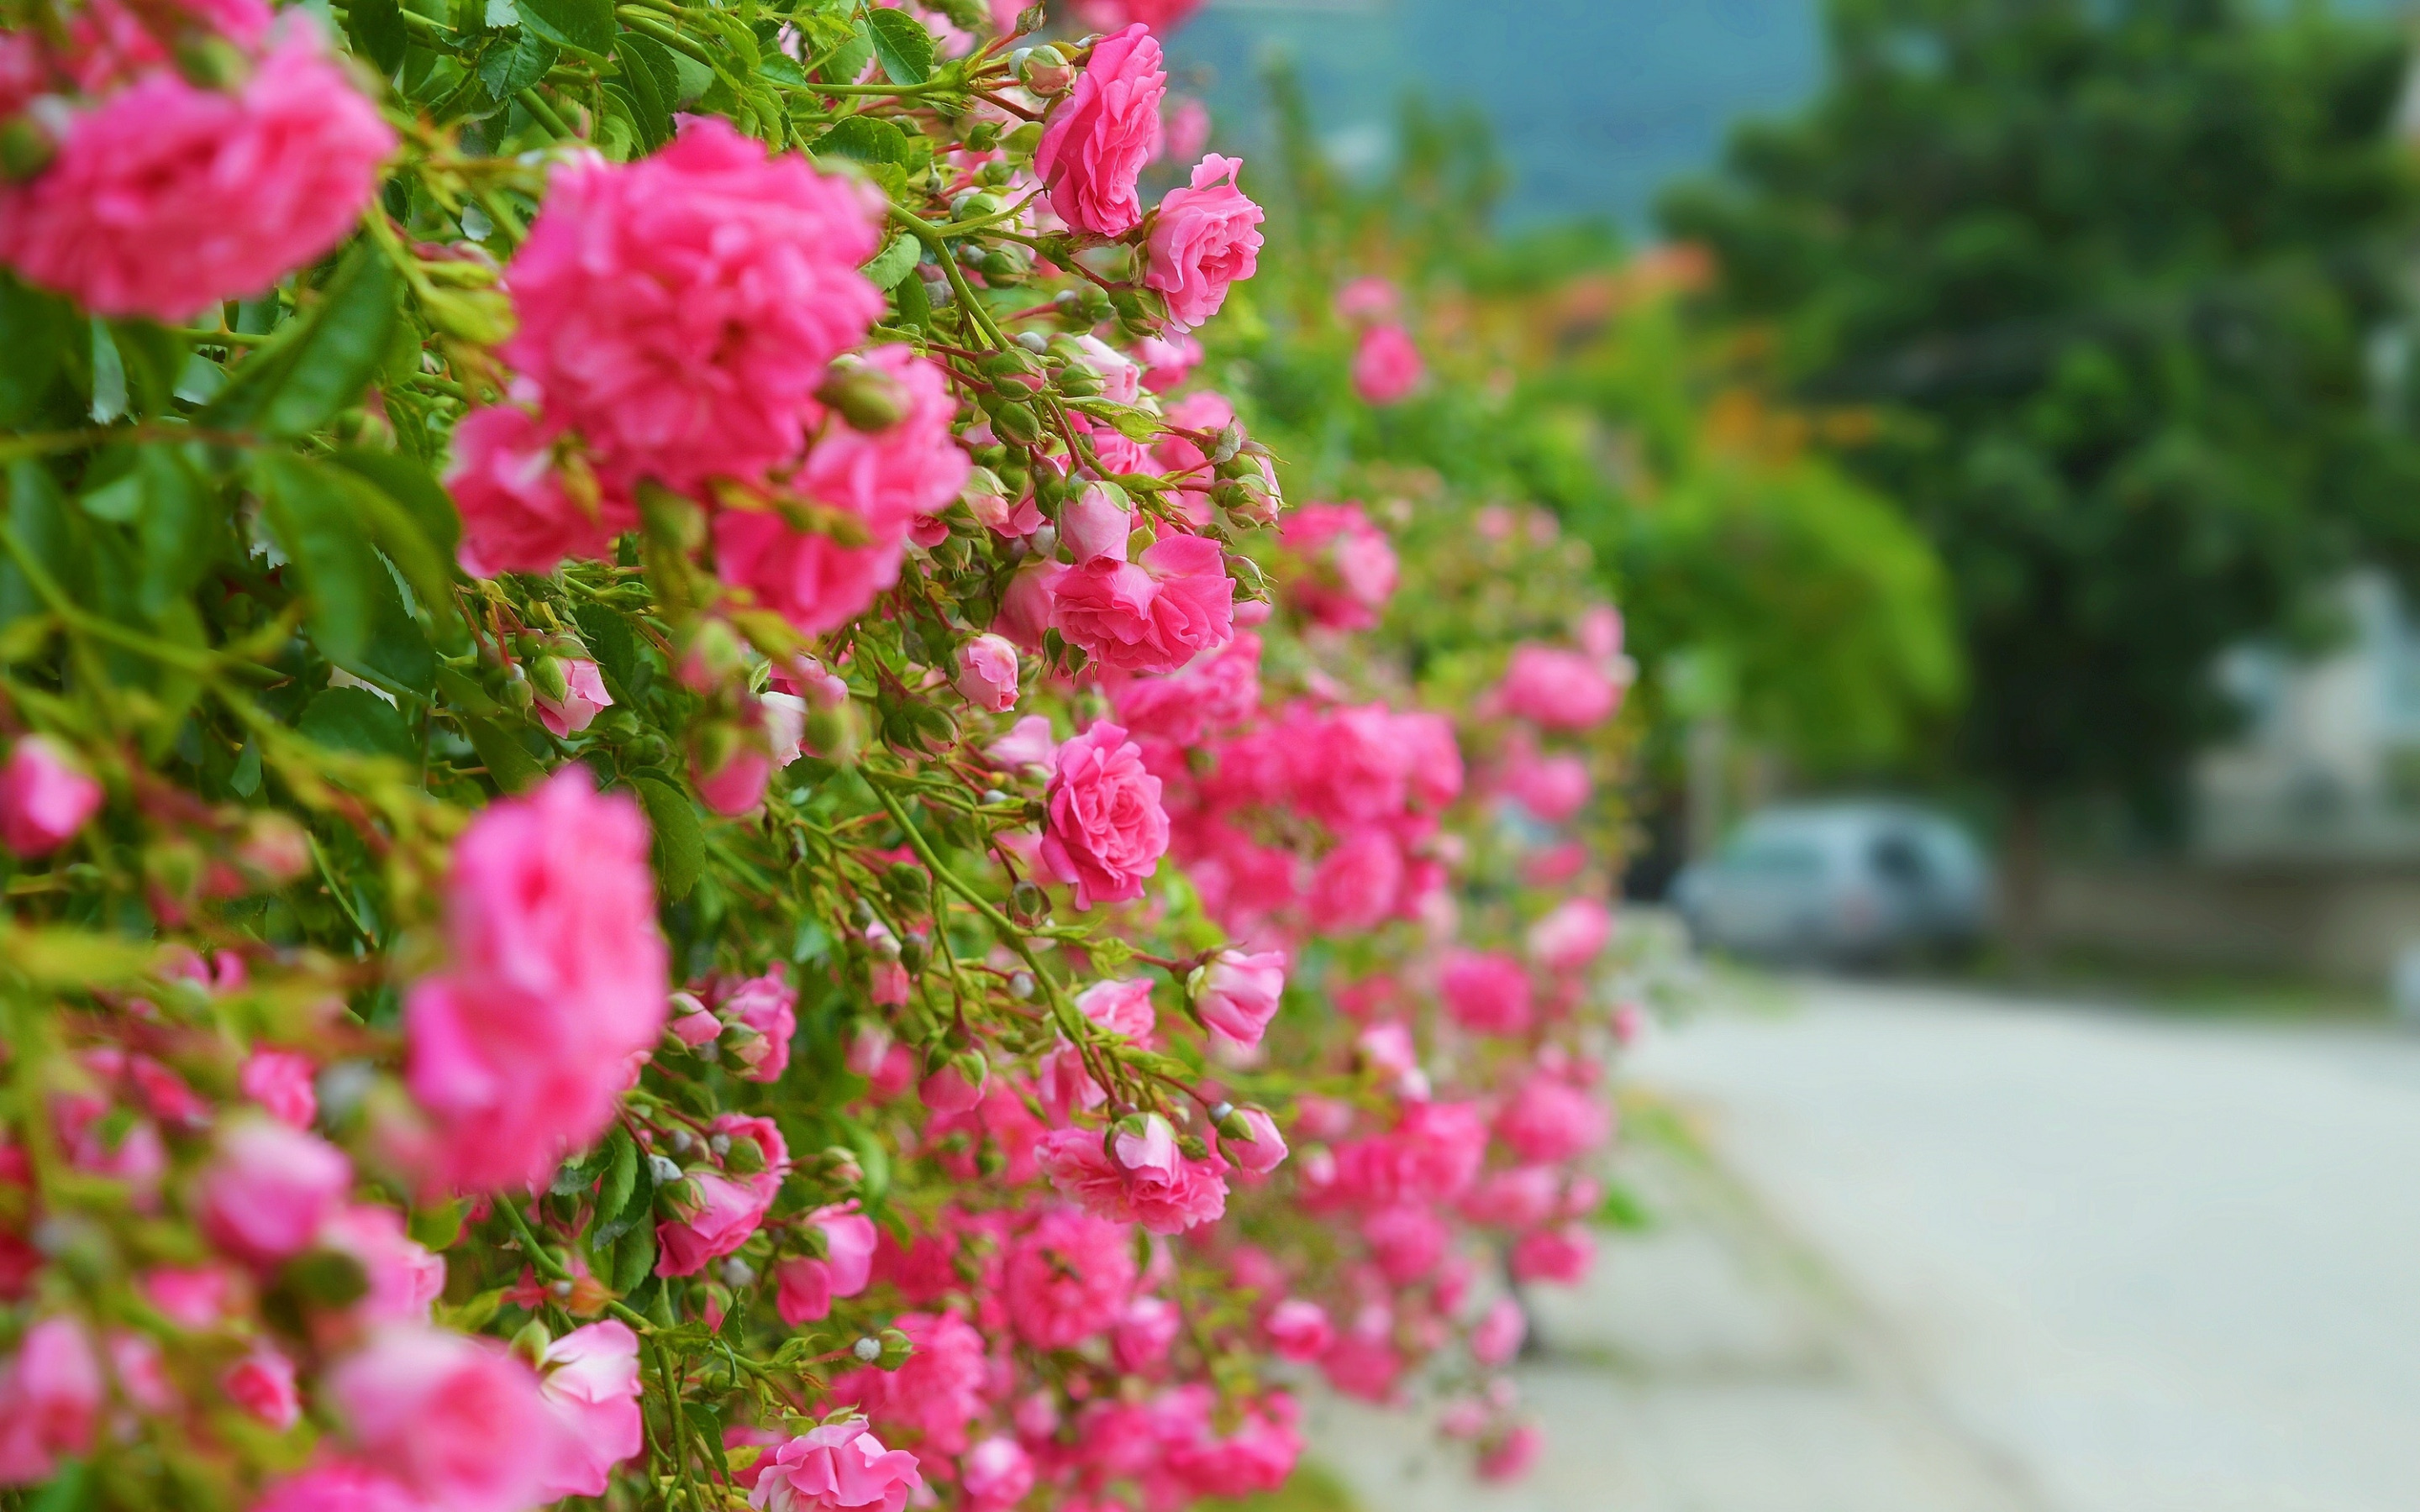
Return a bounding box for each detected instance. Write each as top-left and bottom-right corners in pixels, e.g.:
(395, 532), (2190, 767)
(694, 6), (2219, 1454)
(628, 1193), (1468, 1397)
(1722, 837), (1825, 879)
(1870, 832), (1928, 885)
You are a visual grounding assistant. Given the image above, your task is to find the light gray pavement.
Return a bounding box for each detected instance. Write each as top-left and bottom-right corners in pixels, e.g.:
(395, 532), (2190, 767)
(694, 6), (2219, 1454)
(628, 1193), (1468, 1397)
(1307, 979), (2420, 1512)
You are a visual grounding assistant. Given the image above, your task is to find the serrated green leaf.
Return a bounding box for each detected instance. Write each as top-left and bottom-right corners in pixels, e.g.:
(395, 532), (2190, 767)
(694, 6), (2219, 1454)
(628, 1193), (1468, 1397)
(823, 19), (872, 86)
(0, 277), (76, 428)
(863, 5), (931, 83)
(591, 1125), (639, 1222)
(514, 0), (613, 55)
(813, 113), (909, 165)
(478, 28), (557, 98)
(297, 686), (418, 761)
(572, 601), (642, 700)
(131, 446), (220, 620)
(635, 775), (703, 901)
(860, 234), (920, 291)
(204, 249), (398, 438)
(462, 716), (547, 791)
(257, 453), (387, 665)
(611, 1222), (656, 1291)
(347, 0), (409, 74)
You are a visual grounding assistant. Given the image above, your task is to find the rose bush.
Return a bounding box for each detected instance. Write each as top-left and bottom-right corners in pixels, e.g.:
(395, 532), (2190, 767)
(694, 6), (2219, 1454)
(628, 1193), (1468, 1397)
(0, 1), (1668, 1508)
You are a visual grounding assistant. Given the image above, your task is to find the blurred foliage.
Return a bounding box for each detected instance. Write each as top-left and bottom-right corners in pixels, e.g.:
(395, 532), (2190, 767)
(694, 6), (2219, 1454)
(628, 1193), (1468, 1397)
(1204, 66), (1960, 778)
(1661, 0), (2420, 827)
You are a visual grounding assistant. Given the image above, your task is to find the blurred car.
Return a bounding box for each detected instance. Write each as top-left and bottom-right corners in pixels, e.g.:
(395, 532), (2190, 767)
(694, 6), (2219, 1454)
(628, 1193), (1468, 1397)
(1671, 802), (1991, 966)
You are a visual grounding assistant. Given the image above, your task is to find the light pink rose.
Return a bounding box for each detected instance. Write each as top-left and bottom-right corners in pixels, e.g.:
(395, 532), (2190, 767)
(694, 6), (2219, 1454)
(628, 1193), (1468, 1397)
(719, 969), (797, 1083)
(1076, 975), (1157, 1038)
(447, 405), (627, 578)
(1194, 948), (1284, 1047)
(750, 1420), (923, 1512)
(1510, 1225), (1594, 1286)
(1336, 276), (1400, 323)
(1033, 24), (1165, 235)
(0, 736), (103, 856)
(326, 1327), (566, 1512)
(1004, 1207), (1136, 1349)
(404, 768), (666, 1194)
(194, 1116), (352, 1265)
(1039, 721), (1170, 909)
(1160, 95), (1211, 161)
(987, 713), (1060, 771)
(1499, 643), (1622, 729)
(1135, 333), (1202, 391)
(1060, 481), (1134, 563)
(713, 508), (909, 640)
(1051, 533), (1234, 675)
(1439, 949), (1532, 1037)
(1264, 1299), (1333, 1362)
(1281, 503), (1397, 631)
(1527, 897), (1612, 972)
(953, 633), (1021, 711)
(655, 1114), (788, 1275)
(238, 1047), (318, 1129)
(961, 1436), (1036, 1508)
(502, 117), (882, 496)
(1350, 323), (1424, 405)
(534, 658), (613, 738)
(0, 1317), (100, 1485)
(534, 1320), (644, 1499)
(1146, 154), (1264, 328)
(224, 1345), (301, 1430)
(0, 26), (393, 321)
(1035, 1121), (1227, 1235)
(251, 1462), (431, 1512)
(1221, 1107), (1288, 1175)
(1495, 1077), (1609, 1164)
(1471, 1296), (1526, 1368)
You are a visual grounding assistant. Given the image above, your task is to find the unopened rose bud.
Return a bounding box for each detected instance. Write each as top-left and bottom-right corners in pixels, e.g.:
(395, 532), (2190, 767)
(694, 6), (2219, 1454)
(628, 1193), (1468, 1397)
(1008, 881), (1047, 924)
(817, 360), (913, 433)
(676, 618), (747, 694)
(991, 399), (1044, 447)
(508, 1318), (551, 1368)
(723, 1136), (765, 1174)
(529, 655), (570, 705)
(500, 662), (534, 711)
(647, 1153), (684, 1184)
(1015, 45), (1074, 94)
(877, 1327), (915, 1368)
(234, 812), (311, 885)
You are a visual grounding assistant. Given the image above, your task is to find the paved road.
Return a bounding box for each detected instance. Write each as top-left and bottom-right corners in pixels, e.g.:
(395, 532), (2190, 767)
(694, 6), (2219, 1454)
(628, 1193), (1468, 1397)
(1310, 979), (2420, 1512)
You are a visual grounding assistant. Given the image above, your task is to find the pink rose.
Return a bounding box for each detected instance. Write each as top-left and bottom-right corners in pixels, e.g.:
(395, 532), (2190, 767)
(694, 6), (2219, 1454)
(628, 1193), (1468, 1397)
(1035, 1120), (1228, 1235)
(1510, 1224), (1595, 1286)
(0, 736), (103, 856)
(1459, 1166), (1558, 1229)
(1336, 276), (1399, 323)
(833, 1310), (986, 1453)
(987, 713), (1060, 772)
(1039, 722), (1170, 909)
(1479, 1425), (1544, 1483)
(0, 1317), (100, 1485)
(953, 633), (1021, 712)
(502, 117), (882, 496)
(1161, 94), (1211, 161)
(1004, 1207), (1136, 1349)
(327, 1327), (566, 1512)
(1495, 1077), (1609, 1164)
(224, 1345), (301, 1430)
(796, 346), (971, 537)
(1033, 24), (1165, 235)
(774, 1205), (877, 1325)
(238, 1047), (318, 1129)
(1060, 481), (1134, 563)
(1502, 746), (1590, 822)
(1306, 827), (1403, 935)
(1109, 630), (1261, 746)
(1073, 0), (1202, 34)
(992, 558), (1063, 650)
(315, 1204), (447, 1330)
(1499, 644), (1622, 730)
(1471, 1296), (1526, 1368)
(1439, 949), (1532, 1037)
(750, 1420), (923, 1512)
(961, 1436), (1035, 1508)
(0, 27), (393, 321)
(1363, 1204), (1448, 1283)
(1220, 1106), (1288, 1175)
(656, 1114), (788, 1275)
(534, 1320), (644, 1499)
(1145, 154), (1264, 328)
(719, 969), (797, 1083)
(447, 405), (627, 578)
(1162, 1388), (1303, 1499)
(1350, 323), (1424, 405)
(404, 769), (666, 1194)
(142, 1265), (234, 1329)
(1193, 948), (1284, 1047)
(1051, 533), (1235, 675)
(1527, 897), (1612, 972)
(1135, 333), (1202, 391)
(713, 508), (909, 640)
(1076, 975), (1158, 1038)
(194, 1116), (352, 1265)
(1281, 503), (1397, 631)
(1264, 1299), (1333, 1362)
(534, 658), (613, 738)
(1396, 709), (1465, 808)
(252, 1462), (430, 1512)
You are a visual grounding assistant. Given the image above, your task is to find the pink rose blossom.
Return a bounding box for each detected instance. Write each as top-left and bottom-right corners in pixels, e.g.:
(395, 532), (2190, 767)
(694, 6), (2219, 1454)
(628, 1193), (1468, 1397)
(1471, 1297), (1526, 1367)
(750, 1420), (923, 1512)
(1495, 1077), (1609, 1164)
(773, 1206), (878, 1326)
(796, 346), (971, 535)
(1162, 1388), (1302, 1499)
(238, 1047), (318, 1129)
(720, 969), (797, 1083)
(0, 1317), (100, 1485)
(1336, 276), (1400, 323)
(141, 1265), (234, 1329)
(404, 768), (666, 1194)
(1220, 1107), (1288, 1175)
(1039, 722), (1170, 909)
(1509, 1224), (1596, 1285)
(1135, 333), (1203, 391)
(1051, 533), (1234, 675)
(534, 1320), (644, 1499)
(1076, 975), (1158, 1038)
(1035, 1123), (1227, 1235)
(1113, 1294), (1181, 1371)
(502, 117), (882, 496)
(1350, 323), (1424, 405)
(1499, 644), (1622, 730)
(1003, 1207), (1137, 1349)
(315, 1204), (446, 1328)
(252, 1462), (430, 1512)
(1281, 504), (1397, 631)
(1033, 24), (1165, 235)
(1194, 948), (1284, 1047)
(713, 509), (908, 640)
(1459, 1166), (1559, 1229)
(49, 0), (274, 96)
(1527, 897), (1613, 972)
(918, 1063), (985, 1114)
(1073, 0), (1202, 35)
(1479, 1424), (1544, 1483)
(1146, 154), (1264, 328)
(194, 1116), (352, 1265)
(326, 1327), (566, 1512)
(1060, 482), (1134, 563)
(1439, 950), (1533, 1037)
(961, 1436), (1035, 1508)
(446, 405), (626, 578)
(534, 659), (613, 738)
(0, 736), (103, 856)
(1363, 1204), (1449, 1283)
(954, 633), (1021, 711)
(0, 27), (393, 321)
(1161, 95), (1211, 161)
(1264, 1299), (1334, 1361)
(1502, 746), (1590, 822)
(225, 1345), (301, 1430)
(1306, 827), (1403, 935)
(1109, 630), (1260, 745)
(656, 1116), (788, 1275)
(834, 1310), (986, 1453)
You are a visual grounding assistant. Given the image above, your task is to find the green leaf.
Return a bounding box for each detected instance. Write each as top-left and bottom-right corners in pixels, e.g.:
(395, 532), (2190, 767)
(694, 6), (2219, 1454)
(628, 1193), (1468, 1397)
(105, 321), (187, 419)
(203, 249), (399, 438)
(515, 0), (614, 57)
(257, 453), (387, 666)
(345, 554), (437, 697)
(347, 0), (409, 75)
(813, 114), (909, 165)
(478, 28), (558, 98)
(88, 320), (128, 424)
(571, 601), (642, 699)
(131, 446), (221, 621)
(329, 445), (463, 574)
(594, 1135), (655, 1248)
(863, 6), (931, 83)
(27, 1457), (91, 1512)
(0, 276), (76, 427)
(463, 716), (547, 791)
(823, 20), (873, 87)
(592, 1125), (639, 1219)
(616, 37), (674, 150)
(758, 51), (807, 87)
(635, 776), (703, 901)
(298, 686), (418, 761)
(860, 234), (920, 291)
(610, 1221), (656, 1292)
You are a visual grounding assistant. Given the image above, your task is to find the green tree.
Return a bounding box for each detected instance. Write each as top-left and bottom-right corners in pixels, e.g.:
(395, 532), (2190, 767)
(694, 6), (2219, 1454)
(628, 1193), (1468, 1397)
(1663, 0), (2420, 946)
